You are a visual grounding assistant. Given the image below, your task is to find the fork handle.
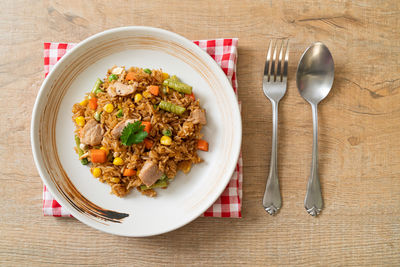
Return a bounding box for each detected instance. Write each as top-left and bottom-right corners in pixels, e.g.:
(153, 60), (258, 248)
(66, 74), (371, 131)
(262, 101), (282, 215)
(304, 103), (323, 216)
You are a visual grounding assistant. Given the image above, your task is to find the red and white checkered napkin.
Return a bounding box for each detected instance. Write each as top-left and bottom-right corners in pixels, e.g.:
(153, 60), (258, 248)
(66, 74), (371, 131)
(43, 38), (242, 218)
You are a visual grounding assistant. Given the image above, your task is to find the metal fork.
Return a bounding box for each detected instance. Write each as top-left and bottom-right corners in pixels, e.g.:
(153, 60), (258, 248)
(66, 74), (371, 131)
(262, 40), (289, 215)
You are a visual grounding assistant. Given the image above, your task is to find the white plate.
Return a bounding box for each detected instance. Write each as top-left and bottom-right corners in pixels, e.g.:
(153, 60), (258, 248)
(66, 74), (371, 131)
(31, 26), (241, 237)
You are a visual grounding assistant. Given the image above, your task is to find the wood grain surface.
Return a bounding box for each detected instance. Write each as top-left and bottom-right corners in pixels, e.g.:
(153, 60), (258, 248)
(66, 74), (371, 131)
(1, 0), (399, 266)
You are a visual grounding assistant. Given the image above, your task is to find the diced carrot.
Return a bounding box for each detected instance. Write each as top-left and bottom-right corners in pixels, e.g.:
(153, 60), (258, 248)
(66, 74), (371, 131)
(197, 139), (209, 151)
(90, 149), (107, 163)
(123, 168), (136, 177)
(144, 138), (153, 149)
(88, 98), (98, 110)
(141, 121), (152, 134)
(188, 92), (195, 101)
(126, 72), (137, 81)
(148, 85), (159, 96)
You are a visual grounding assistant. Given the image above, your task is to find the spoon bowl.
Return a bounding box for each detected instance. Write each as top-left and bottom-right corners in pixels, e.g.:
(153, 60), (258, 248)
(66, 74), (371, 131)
(296, 42), (334, 216)
(296, 42), (334, 104)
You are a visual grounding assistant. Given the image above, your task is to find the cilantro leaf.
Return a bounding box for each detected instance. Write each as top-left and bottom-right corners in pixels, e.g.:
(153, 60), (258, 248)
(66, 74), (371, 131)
(130, 130), (148, 144)
(120, 121), (148, 146)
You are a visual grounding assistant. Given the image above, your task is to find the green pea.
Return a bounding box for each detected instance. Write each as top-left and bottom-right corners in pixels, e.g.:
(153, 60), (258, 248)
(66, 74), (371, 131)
(108, 74), (118, 81)
(81, 158), (89, 165)
(95, 88), (103, 95)
(143, 68), (152, 74)
(162, 129), (172, 137)
(116, 109), (123, 118)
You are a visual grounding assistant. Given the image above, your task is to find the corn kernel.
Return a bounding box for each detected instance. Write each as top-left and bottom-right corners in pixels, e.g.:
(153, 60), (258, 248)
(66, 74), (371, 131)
(134, 93), (143, 103)
(162, 72), (169, 80)
(80, 99), (89, 106)
(103, 103), (114, 113)
(92, 167), (101, 178)
(100, 146), (109, 155)
(75, 116), (85, 127)
(143, 91), (151, 98)
(180, 162), (192, 174)
(160, 136), (172, 146)
(113, 157), (124, 166)
(110, 177), (120, 183)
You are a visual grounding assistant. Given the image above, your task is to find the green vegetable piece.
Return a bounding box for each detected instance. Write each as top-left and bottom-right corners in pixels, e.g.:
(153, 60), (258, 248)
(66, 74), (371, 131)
(116, 109), (123, 118)
(75, 135), (89, 165)
(120, 121), (148, 146)
(108, 74), (118, 81)
(162, 129), (172, 137)
(140, 179), (169, 190)
(162, 79), (192, 94)
(162, 85), (168, 94)
(170, 75), (179, 82)
(143, 68), (152, 74)
(159, 100), (186, 115)
(75, 135), (81, 147)
(94, 111), (102, 121)
(91, 78), (103, 94)
(75, 136), (83, 156)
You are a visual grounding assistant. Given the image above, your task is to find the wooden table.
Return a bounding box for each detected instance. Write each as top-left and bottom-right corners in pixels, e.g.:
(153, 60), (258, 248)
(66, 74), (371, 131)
(1, 0), (399, 266)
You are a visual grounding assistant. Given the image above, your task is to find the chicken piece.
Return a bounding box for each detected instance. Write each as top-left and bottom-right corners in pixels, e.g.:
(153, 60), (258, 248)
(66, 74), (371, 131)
(107, 81), (138, 97)
(189, 109), (207, 125)
(111, 119), (137, 139)
(80, 119), (104, 146)
(139, 160), (163, 187)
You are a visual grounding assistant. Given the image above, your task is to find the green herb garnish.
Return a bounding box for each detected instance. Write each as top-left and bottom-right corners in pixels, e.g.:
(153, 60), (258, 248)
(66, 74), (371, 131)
(143, 68), (152, 74)
(120, 121), (148, 146)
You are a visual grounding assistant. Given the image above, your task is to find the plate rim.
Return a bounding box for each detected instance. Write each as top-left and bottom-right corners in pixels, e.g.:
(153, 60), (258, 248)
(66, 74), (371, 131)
(31, 26), (242, 236)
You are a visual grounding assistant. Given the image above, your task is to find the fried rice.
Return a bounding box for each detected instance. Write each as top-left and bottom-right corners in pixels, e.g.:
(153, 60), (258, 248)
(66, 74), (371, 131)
(72, 66), (208, 197)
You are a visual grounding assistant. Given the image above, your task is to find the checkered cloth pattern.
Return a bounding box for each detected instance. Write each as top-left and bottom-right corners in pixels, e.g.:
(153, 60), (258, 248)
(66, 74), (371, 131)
(43, 38), (242, 218)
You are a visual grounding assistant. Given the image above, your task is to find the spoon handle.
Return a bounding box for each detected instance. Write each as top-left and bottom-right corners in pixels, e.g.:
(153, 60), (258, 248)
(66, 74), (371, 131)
(263, 101), (282, 215)
(305, 103), (323, 216)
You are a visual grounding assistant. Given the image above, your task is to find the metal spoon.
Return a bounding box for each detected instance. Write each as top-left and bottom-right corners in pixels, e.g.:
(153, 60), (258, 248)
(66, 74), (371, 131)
(296, 42), (334, 216)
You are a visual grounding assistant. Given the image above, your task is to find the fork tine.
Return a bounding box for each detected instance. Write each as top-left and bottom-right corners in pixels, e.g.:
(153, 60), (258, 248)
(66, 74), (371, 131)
(283, 40), (289, 81)
(277, 40), (284, 82)
(264, 40), (272, 80)
(271, 41), (277, 81)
